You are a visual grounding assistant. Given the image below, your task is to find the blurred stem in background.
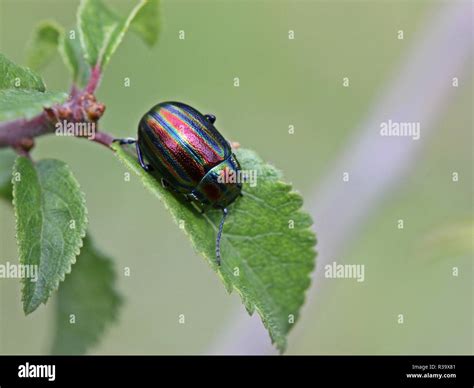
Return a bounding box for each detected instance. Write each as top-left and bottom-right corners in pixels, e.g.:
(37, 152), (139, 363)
(208, 1), (473, 355)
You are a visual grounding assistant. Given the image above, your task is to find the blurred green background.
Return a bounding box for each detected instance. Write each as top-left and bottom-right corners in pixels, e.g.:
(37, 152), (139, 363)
(0, 0), (472, 354)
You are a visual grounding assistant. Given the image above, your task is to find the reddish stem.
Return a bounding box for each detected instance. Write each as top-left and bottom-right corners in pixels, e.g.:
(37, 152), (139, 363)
(0, 113), (52, 148)
(90, 130), (115, 148)
(85, 65), (102, 94)
(0, 64), (115, 154)
(0, 110), (116, 151)
(69, 84), (80, 99)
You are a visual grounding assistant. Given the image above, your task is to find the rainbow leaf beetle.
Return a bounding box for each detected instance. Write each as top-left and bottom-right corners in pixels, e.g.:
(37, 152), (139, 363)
(115, 101), (243, 265)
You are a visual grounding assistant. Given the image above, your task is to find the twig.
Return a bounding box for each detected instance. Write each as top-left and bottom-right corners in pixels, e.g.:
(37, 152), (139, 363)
(90, 130), (115, 148)
(0, 75), (116, 152)
(85, 65), (102, 94)
(0, 113), (52, 149)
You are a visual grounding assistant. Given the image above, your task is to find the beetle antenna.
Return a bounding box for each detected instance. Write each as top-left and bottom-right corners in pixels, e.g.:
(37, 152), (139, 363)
(216, 207), (228, 266)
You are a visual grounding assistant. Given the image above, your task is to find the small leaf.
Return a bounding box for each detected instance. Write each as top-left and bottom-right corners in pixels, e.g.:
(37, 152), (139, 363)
(130, 0), (160, 46)
(1, 156), (118, 353)
(112, 144), (316, 352)
(0, 148), (16, 201)
(51, 236), (122, 354)
(27, 21), (63, 71)
(12, 157), (88, 314)
(0, 53), (67, 122)
(59, 28), (91, 88)
(0, 52), (45, 91)
(78, 0), (149, 70)
(0, 89), (67, 122)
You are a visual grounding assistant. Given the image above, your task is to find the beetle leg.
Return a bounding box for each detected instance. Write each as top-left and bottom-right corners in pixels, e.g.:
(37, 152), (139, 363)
(184, 192), (198, 202)
(160, 178), (170, 189)
(113, 137), (136, 145)
(215, 207), (228, 265)
(204, 114), (216, 124)
(135, 142), (153, 172)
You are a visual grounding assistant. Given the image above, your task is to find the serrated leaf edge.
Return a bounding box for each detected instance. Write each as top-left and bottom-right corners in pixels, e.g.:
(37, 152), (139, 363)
(12, 157), (88, 315)
(112, 144), (316, 352)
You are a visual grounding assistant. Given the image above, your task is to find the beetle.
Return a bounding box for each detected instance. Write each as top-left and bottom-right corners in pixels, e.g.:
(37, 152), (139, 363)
(115, 101), (242, 265)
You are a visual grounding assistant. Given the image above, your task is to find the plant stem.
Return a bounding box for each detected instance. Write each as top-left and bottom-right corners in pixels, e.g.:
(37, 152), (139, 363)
(90, 130), (115, 148)
(0, 77), (117, 152)
(0, 112), (116, 151)
(86, 65), (101, 94)
(0, 113), (52, 148)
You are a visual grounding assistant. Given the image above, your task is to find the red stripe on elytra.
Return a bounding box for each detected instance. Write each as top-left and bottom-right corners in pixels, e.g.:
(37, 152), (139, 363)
(147, 118), (204, 182)
(142, 122), (180, 179)
(161, 109), (223, 165)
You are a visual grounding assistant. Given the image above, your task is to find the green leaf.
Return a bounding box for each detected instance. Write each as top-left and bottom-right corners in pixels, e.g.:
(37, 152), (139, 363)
(0, 148), (16, 201)
(0, 52), (45, 91)
(12, 157), (88, 315)
(26, 21), (63, 71)
(78, 0), (149, 70)
(0, 89), (67, 122)
(51, 236), (122, 354)
(130, 0), (160, 46)
(59, 29), (91, 88)
(0, 53), (67, 121)
(112, 144), (316, 352)
(1, 155), (118, 353)
(26, 21), (92, 87)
